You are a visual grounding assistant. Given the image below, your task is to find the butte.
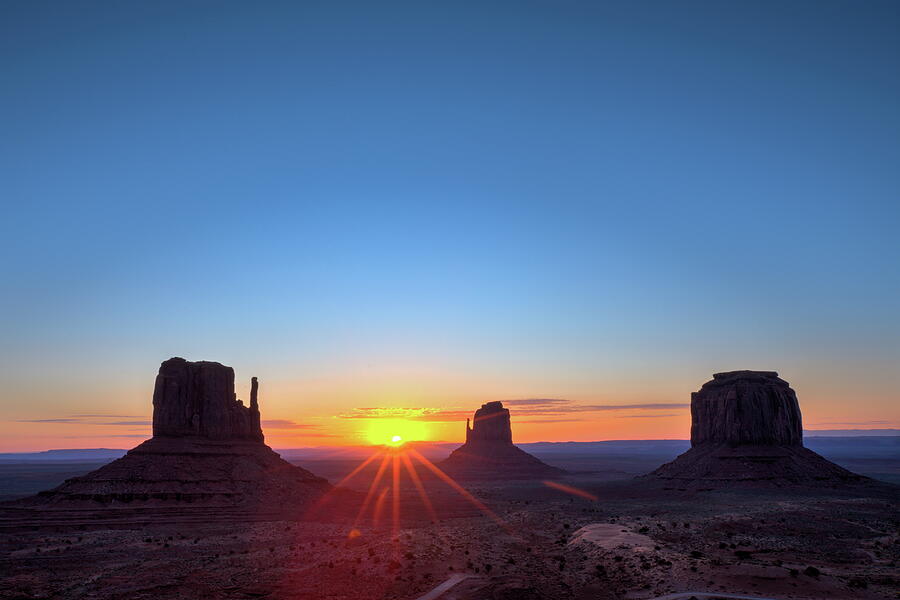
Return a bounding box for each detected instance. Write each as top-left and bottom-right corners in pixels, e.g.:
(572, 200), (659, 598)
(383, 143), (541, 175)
(438, 401), (565, 479)
(648, 370), (866, 487)
(16, 357), (329, 518)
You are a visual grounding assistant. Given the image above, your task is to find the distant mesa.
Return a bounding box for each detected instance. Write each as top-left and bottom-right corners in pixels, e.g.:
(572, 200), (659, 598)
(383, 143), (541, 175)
(22, 357), (329, 510)
(439, 401), (565, 479)
(648, 370), (866, 487)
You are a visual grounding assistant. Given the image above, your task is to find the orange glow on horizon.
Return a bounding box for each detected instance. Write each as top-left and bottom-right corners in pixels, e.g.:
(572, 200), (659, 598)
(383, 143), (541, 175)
(365, 419), (428, 446)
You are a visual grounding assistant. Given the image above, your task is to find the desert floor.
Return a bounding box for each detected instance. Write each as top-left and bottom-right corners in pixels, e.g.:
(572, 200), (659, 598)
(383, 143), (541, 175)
(1, 458), (898, 600)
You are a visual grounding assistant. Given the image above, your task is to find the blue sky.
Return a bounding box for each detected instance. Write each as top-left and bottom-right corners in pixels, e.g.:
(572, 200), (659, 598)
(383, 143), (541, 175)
(1, 1), (898, 448)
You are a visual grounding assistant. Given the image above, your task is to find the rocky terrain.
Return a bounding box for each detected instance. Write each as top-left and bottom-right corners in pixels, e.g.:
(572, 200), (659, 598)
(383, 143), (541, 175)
(439, 402), (565, 480)
(1, 477), (896, 600)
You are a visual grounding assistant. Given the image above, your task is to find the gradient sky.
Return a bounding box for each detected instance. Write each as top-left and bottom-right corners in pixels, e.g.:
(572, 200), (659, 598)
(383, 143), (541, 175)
(1, 0), (898, 451)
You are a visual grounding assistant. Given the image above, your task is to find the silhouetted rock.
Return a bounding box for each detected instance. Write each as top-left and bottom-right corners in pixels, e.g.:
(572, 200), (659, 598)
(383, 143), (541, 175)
(649, 371), (865, 487)
(691, 371), (802, 447)
(440, 402), (564, 480)
(152, 357), (263, 442)
(21, 358), (329, 512)
(466, 401), (513, 445)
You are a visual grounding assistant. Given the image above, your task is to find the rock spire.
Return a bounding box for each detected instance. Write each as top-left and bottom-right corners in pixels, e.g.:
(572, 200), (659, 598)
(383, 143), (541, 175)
(440, 401), (564, 479)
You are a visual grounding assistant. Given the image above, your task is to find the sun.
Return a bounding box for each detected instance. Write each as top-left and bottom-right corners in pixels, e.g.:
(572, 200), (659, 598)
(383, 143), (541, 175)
(366, 419), (427, 446)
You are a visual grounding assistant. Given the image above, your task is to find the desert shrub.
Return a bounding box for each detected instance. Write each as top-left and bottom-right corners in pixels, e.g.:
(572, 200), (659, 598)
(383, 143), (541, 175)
(848, 577), (867, 589)
(804, 566), (820, 578)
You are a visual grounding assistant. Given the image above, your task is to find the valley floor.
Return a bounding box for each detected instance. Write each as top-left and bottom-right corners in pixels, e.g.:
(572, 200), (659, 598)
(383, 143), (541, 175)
(1, 474), (897, 600)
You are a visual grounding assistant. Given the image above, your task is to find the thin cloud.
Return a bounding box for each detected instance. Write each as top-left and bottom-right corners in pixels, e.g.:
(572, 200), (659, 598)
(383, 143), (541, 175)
(71, 414), (144, 419)
(261, 419), (323, 430)
(615, 413), (681, 418)
(338, 401), (690, 424)
(15, 417), (151, 426)
(807, 420), (892, 426)
(60, 434), (149, 439)
(513, 418), (582, 424)
(511, 403), (689, 415)
(269, 431), (340, 438)
(338, 407), (468, 422)
(504, 398), (571, 406)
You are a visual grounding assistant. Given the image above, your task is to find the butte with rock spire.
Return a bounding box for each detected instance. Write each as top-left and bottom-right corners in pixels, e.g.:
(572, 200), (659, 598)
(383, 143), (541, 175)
(439, 401), (564, 479)
(21, 357), (329, 515)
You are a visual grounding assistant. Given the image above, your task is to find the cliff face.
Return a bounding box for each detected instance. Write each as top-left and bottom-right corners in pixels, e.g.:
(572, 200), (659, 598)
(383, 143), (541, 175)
(152, 357), (263, 442)
(690, 371), (802, 447)
(465, 401), (513, 445)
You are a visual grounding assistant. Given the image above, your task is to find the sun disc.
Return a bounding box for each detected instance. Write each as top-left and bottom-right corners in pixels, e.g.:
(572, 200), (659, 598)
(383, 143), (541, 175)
(366, 419), (427, 446)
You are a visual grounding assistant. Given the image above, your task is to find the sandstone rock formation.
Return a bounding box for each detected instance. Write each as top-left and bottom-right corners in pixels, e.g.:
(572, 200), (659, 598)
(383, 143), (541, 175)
(152, 358), (264, 441)
(440, 401), (564, 479)
(690, 371), (802, 447)
(25, 358), (329, 512)
(649, 370), (864, 487)
(465, 401), (514, 445)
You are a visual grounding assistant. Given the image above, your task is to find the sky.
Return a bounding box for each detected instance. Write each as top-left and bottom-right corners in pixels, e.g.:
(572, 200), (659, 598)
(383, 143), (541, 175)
(1, 0), (898, 451)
